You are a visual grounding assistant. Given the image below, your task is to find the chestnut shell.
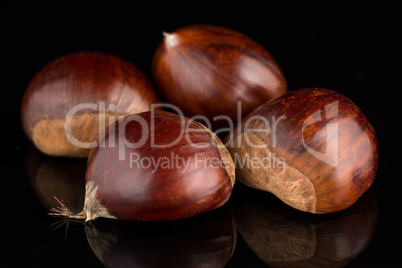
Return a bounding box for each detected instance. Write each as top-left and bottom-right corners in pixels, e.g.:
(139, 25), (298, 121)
(21, 51), (160, 158)
(153, 24), (287, 130)
(85, 111), (235, 221)
(227, 88), (379, 213)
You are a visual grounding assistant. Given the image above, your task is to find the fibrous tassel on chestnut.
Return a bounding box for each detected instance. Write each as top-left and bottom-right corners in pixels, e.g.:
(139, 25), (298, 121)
(50, 111), (235, 221)
(152, 24), (287, 130)
(21, 51), (160, 158)
(226, 88), (379, 214)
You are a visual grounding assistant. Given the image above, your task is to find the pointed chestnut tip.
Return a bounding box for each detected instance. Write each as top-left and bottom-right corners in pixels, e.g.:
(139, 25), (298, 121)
(163, 32), (180, 49)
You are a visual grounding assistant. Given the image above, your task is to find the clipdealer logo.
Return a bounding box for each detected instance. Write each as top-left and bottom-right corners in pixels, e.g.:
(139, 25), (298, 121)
(63, 101), (340, 168)
(302, 101), (339, 167)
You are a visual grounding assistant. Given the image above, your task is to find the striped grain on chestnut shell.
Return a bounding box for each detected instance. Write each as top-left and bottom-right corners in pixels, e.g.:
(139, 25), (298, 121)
(152, 24), (287, 130)
(226, 88), (378, 213)
(50, 111), (235, 221)
(21, 52), (160, 158)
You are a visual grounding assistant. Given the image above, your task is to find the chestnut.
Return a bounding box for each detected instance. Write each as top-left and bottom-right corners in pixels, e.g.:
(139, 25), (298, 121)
(21, 51), (161, 158)
(226, 88), (379, 213)
(152, 24), (287, 130)
(50, 110), (235, 221)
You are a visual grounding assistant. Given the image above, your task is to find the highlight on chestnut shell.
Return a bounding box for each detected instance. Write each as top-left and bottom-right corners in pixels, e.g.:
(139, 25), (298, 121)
(50, 111), (235, 222)
(226, 88), (379, 214)
(21, 51), (161, 158)
(152, 24), (287, 130)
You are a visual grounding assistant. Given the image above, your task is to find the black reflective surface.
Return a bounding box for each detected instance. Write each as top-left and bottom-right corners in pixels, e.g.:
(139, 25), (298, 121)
(2, 3), (400, 267)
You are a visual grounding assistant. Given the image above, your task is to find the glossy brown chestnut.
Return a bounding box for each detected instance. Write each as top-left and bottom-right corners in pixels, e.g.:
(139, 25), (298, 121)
(51, 111), (235, 221)
(226, 88), (379, 213)
(152, 24), (287, 130)
(21, 51), (160, 158)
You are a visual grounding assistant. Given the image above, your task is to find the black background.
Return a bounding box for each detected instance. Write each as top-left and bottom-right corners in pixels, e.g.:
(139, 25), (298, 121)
(2, 2), (401, 267)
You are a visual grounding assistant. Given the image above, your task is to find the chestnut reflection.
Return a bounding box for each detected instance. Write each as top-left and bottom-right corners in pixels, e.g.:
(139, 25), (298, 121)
(25, 145), (86, 213)
(85, 206), (236, 268)
(233, 190), (377, 268)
